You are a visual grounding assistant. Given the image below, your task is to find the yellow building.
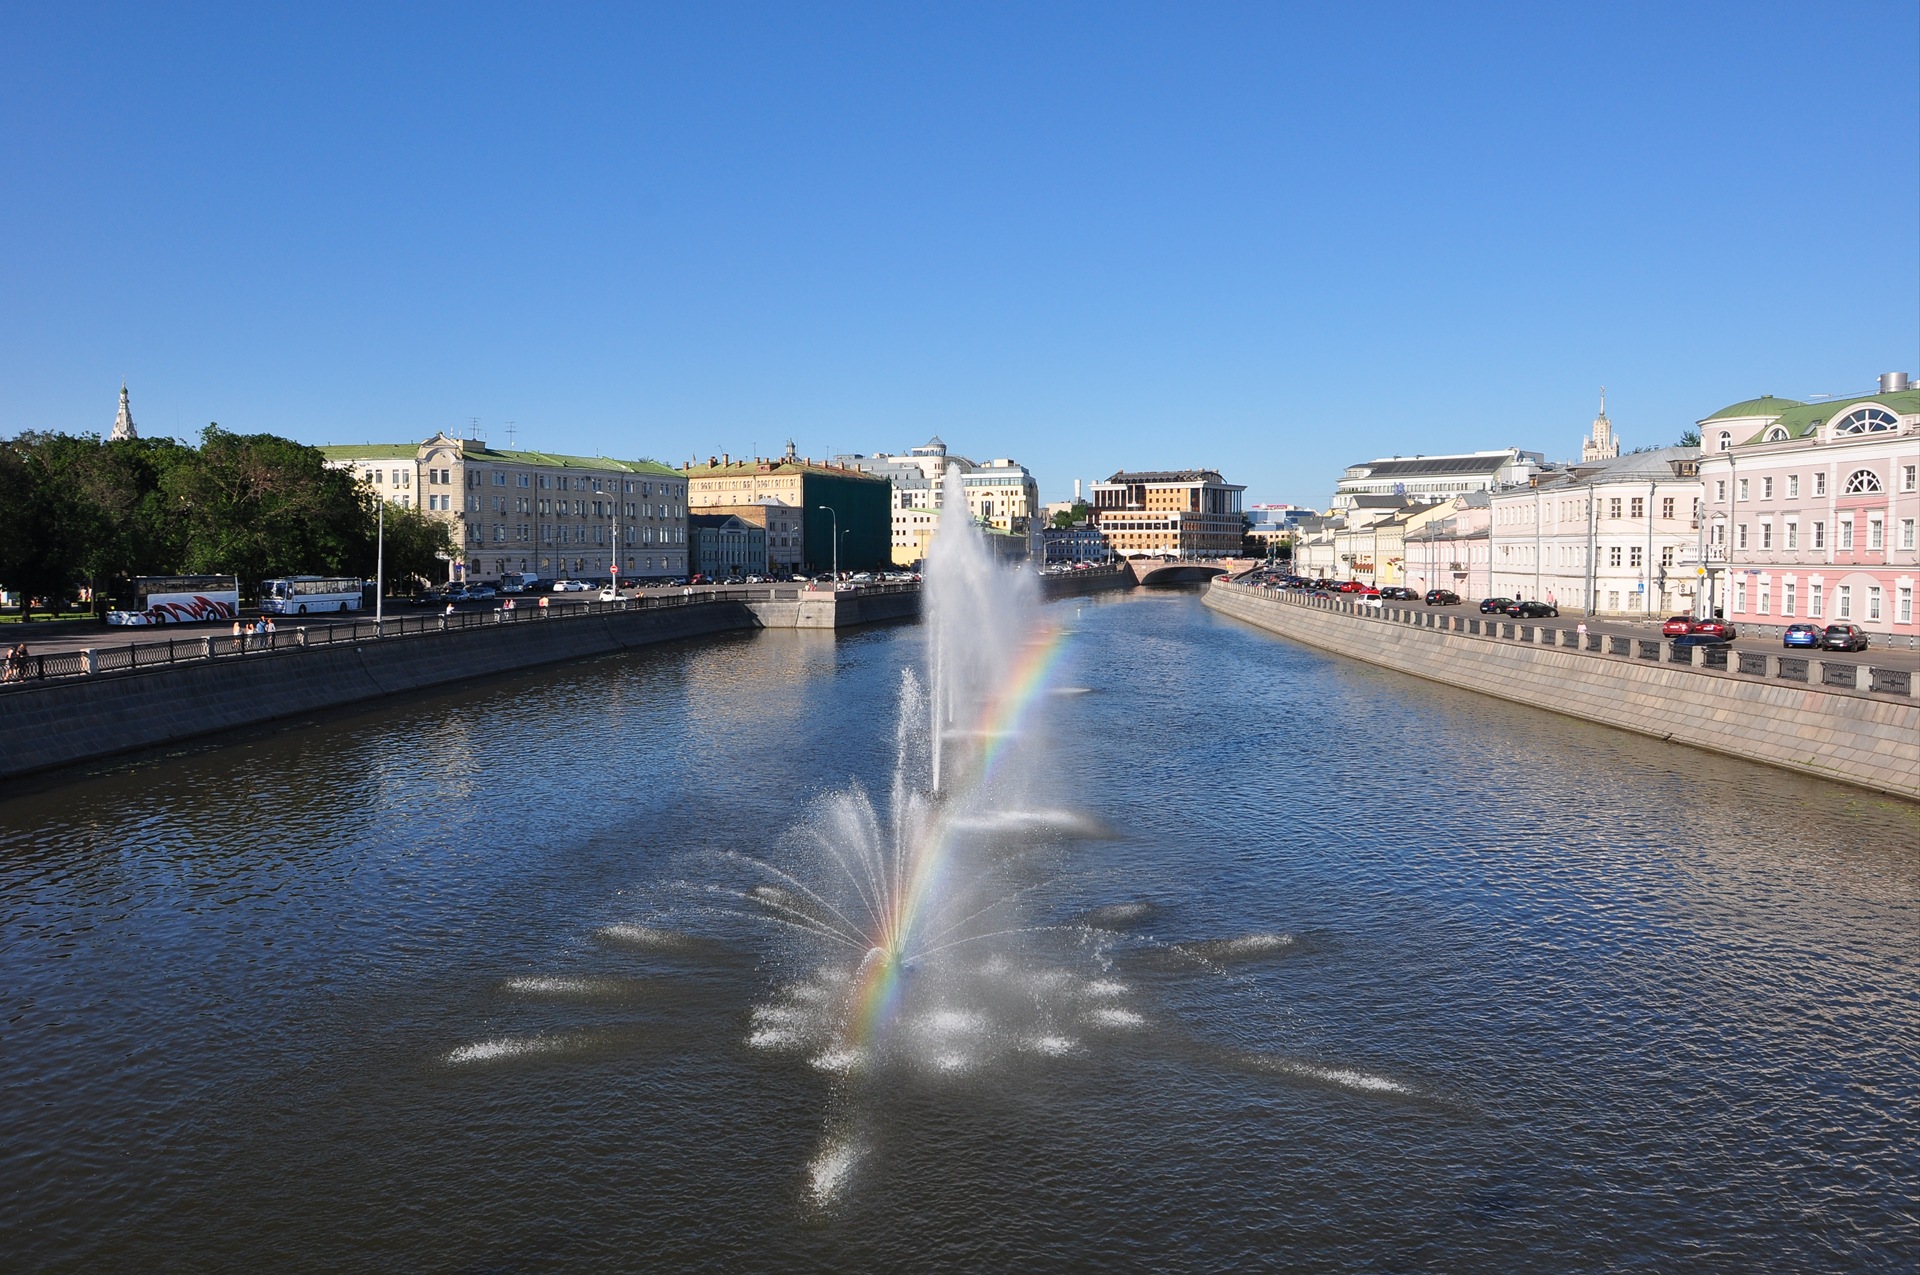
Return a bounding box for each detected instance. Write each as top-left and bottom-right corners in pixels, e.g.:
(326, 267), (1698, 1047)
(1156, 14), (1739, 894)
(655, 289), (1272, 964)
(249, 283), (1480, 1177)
(1090, 469), (1245, 558)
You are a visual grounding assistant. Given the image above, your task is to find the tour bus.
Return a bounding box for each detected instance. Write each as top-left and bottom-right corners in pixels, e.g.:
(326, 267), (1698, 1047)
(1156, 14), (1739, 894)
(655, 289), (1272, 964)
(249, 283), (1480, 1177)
(105, 575), (241, 626)
(258, 576), (366, 615)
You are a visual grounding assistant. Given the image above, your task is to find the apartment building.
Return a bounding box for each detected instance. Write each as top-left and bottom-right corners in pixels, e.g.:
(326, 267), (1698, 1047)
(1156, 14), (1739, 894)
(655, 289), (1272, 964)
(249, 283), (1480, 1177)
(683, 447), (891, 574)
(835, 437), (1042, 566)
(1090, 470), (1246, 558)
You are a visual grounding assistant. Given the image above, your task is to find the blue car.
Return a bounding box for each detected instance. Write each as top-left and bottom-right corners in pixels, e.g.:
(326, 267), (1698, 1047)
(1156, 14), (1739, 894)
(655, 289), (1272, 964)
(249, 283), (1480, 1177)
(1783, 623), (1822, 649)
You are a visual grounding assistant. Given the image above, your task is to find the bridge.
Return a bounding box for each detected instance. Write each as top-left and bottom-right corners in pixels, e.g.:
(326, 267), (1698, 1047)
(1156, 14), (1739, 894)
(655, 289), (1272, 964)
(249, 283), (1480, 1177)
(1125, 557), (1258, 586)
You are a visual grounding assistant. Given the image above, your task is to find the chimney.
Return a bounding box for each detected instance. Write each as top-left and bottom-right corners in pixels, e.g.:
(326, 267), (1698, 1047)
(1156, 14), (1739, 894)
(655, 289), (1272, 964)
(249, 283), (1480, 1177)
(1073, 478), (1081, 501)
(722, 452), (730, 466)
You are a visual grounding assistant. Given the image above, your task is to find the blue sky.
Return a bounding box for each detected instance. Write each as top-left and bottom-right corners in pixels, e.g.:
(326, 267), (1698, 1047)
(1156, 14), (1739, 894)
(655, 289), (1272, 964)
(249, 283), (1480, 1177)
(4, 2), (1915, 506)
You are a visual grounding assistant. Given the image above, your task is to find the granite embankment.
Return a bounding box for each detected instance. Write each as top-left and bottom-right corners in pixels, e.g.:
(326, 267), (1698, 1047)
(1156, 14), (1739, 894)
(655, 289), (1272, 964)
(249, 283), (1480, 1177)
(0, 589), (919, 783)
(1205, 582), (1920, 801)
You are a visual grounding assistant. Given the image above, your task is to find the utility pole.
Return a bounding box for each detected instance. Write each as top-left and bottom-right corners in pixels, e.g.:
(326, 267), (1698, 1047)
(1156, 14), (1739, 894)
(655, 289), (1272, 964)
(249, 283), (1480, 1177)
(818, 505), (839, 580)
(375, 498), (385, 625)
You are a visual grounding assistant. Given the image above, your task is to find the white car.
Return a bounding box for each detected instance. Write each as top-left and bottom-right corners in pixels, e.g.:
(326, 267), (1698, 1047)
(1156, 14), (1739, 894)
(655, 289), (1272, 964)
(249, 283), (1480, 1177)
(552, 579), (591, 593)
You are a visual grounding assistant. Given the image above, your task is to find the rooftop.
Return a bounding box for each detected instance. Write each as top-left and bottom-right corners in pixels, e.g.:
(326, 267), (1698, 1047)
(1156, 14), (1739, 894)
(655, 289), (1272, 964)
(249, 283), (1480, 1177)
(1349, 453), (1518, 479)
(683, 456), (888, 482)
(1100, 469), (1240, 486)
(1729, 388), (1920, 443)
(1701, 395), (1803, 422)
(318, 436), (677, 473)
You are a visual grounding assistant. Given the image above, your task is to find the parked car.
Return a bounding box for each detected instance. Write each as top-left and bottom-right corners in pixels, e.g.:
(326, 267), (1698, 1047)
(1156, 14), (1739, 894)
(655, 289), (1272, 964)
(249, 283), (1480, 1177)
(464, 584), (497, 600)
(1378, 586), (1419, 601)
(1661, 614), (1696, 637)
(1782, 623), (1823, 649)
(1687, 617), (1737, 641)
(1822, 624), (1870, 652)
(1424, 589), (1461, 606)
(1505, 600), (1560, 618)
(1479, 597), (1514, 614)
(552, 579), (591, 592)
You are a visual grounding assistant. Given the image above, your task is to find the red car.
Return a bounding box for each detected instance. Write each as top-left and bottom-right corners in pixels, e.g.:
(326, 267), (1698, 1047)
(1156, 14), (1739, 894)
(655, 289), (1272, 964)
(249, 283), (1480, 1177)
(1688, 617), (1737, 641)
(1661, 614), (1694, 637)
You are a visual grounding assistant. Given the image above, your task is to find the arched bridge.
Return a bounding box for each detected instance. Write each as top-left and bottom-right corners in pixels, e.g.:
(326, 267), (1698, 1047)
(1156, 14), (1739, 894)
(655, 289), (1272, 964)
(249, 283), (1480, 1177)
(1126, 557), (1251, 586)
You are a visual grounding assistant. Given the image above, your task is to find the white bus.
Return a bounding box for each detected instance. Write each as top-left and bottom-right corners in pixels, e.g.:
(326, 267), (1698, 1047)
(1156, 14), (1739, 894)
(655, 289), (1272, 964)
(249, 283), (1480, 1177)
(106, 575), (241, 626)
(259, 576), (365, 615)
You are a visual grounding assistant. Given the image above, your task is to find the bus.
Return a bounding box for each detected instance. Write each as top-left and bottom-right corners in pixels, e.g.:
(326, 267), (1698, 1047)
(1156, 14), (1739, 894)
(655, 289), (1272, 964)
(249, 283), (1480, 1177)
(106, 575), (241, 626)
(258, 576), (366, 615)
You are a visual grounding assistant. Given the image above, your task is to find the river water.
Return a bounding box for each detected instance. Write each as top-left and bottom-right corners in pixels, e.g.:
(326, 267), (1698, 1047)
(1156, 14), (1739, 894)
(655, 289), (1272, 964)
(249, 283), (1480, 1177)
(2, 588), (1915, 1272)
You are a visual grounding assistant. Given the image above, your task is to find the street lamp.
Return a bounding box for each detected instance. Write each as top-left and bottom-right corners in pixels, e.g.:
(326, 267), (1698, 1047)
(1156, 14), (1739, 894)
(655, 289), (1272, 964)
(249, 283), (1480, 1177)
(375, 498), (385, 626)
(818, 505), (839, 581)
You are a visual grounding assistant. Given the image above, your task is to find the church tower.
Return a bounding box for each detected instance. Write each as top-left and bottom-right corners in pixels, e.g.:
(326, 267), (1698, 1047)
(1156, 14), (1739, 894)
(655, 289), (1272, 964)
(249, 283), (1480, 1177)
(111, 382), (138, 441)
(1581, 388), (1617, 463)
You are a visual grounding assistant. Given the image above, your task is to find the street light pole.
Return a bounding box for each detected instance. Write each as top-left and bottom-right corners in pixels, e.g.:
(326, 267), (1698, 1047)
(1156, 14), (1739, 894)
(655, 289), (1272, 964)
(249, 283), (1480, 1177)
(375, 498), (385, 626)
(818, 505), (839, 580)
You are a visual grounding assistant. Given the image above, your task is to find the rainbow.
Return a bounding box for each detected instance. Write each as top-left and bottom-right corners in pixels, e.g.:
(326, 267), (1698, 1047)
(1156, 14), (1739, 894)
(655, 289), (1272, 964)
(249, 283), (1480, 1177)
(840, 624), (1072, 1051)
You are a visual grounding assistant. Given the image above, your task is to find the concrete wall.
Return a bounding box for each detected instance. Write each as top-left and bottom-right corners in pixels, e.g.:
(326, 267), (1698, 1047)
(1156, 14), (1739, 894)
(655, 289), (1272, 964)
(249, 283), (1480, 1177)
(1204, 583), (1920, 802)
(1039, 567), (1136, 599)
(1, 590), (921, 784)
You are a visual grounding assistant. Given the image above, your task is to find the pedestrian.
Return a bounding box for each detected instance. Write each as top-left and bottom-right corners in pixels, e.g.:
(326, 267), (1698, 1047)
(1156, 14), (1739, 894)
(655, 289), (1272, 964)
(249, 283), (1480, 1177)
(2, 643), (23, 682)
(503, 597), (515, 612)
(537, 595), (549, 611)
(445, 601), (456, 617)
(232, 619), (245, 652)
(263, 617), (277, 643)
(1576, 620), (1588, 642)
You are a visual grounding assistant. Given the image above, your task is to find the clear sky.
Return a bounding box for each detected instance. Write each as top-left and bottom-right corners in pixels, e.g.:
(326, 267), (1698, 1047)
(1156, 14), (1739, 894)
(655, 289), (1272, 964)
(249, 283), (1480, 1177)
(4, 2), (1916, 506)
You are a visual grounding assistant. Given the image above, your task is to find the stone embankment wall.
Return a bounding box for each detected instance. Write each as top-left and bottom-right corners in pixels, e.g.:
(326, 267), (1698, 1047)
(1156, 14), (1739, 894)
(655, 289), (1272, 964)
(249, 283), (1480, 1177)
(1039, 567), (1136, 598)
(0, 590), (920, 784)
(1204, 583), (1920, 802)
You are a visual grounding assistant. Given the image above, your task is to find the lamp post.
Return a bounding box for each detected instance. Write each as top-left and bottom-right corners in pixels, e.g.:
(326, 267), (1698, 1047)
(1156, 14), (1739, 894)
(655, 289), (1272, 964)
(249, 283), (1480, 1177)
(818, 504), (839, 581)
(375, 498), (385, 625)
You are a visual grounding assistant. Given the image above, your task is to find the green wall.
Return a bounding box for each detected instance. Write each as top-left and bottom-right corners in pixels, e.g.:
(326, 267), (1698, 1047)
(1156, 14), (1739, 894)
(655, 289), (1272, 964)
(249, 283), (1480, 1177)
(801, 472), (891, 573)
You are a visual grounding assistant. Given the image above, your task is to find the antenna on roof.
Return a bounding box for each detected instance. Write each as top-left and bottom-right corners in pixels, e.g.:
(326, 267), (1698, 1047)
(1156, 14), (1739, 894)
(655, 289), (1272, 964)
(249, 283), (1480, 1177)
(504, 421), (517, 448)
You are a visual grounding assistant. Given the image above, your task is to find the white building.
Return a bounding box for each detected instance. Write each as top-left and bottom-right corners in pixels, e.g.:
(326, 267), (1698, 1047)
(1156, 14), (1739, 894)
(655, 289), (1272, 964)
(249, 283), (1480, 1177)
(836, 437), (1042, 565)
(1332, 449), (1545, 513)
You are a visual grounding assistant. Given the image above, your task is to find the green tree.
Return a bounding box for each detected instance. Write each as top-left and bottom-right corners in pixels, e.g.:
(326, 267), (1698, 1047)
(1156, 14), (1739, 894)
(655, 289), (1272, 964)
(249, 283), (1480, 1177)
(1678, 428), (1702, 448)
(378, 503), (458, 592)
(1050, 501), (1090, 528)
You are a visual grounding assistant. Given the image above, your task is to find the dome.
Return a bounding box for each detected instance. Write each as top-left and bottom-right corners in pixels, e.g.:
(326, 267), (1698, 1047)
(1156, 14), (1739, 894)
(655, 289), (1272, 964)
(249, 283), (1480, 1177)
(1702, 395), (1802, 422)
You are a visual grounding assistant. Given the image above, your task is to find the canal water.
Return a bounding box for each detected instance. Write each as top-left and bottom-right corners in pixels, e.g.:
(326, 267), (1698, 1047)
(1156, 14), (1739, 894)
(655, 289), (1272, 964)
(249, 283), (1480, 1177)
(2, 588), (1915, 1272)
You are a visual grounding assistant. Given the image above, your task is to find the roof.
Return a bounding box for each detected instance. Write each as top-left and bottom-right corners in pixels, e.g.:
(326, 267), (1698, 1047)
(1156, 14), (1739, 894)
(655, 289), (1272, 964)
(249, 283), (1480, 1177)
(688, 513), (759, 530)
(683, 458), (888, 483)
(1353, 454), (1514, 478)
(1348, 494), (1417, 509)
(318, 438), (676, 473)
(1701, 395), (1803, 422)
(1101, 469), (1240, 486)
(1728, 389), (1920, 444)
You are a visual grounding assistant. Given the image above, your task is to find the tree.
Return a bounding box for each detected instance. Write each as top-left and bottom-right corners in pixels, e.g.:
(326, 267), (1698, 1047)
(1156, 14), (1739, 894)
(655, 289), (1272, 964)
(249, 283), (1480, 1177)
(1050, 501), (1090, 529)
(379, 504), (458, 592)
(1678, 428), (1702, 448)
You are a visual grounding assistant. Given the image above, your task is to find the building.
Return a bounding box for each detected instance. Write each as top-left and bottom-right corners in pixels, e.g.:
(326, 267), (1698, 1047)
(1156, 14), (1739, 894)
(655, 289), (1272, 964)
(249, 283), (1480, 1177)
(320, 433), (687, 583)
(688, 513), (768, 580)
(1403, 493), (1492, 599)
(1331, 449), (1545, 514)
(683, 447), (891, 575)
(1487, 442), (1703, 616)
(111, 383), (137, 441)
(1089, 470), (1246, 558)
(835, 438), (1042, 566)
(1244, 504), (1314, 556)
(1696, 373), (1920, 636)
(1040, 524), (1109, 564)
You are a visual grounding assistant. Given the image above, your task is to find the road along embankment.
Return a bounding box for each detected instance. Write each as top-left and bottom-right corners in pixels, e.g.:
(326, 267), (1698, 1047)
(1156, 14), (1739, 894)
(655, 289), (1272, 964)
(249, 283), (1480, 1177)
(0, 588), (920, 784)
(1204, 582), (1920, 802)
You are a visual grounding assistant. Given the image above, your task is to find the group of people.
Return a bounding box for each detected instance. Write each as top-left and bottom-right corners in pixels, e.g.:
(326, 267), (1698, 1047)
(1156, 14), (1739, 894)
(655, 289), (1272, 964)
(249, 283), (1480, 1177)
(230, 617), (276, 652)
(1, 642), (30, 682)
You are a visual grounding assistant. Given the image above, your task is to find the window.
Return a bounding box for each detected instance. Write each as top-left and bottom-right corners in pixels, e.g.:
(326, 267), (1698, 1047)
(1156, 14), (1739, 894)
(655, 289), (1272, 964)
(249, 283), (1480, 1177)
(1903, 519), (1917, 551)
(1715, 480), (1727, 502)
(493, 472), (507, 486)
(1834, 407), (1898, 434)
(1764, 426), (1789, 442)
(1784, 582), (1796, 615)
(1718, 431), (1732, 451)
(1868, 516), (1884, 550)
(1660, 545), (1676, 567)
(1737, 524), (1749, 550)
(1868, 587), (1882, 621)
(1630, 497), (1645, 518)
(1608, 497), (1622, 518)
(1901, 587), (1913, 625)
(1785, 519), (1798, 549)
(1608, 545), (1623, 567)
(1737, 478), (1749, 501)
(1814, 472), (1827, 496)
(1758, 584), (1770, 614)
(1764, 477), (1776, 500)
(1813, 522), (1826, 549)
(1711, 523), (1725, 546)
(1629, 546), (1643, 568)
(518, 474), (530, 487)
(1787, 475), (1800, 498)
(1735, 580), (1747, 611)
(1839, 518), (1854, 550)
(1904, 465), (1918, 493)
(1838, 585), (1852, 618)
(1661, 497), (1675, 519)
(1843, 469), (1883, 495)
(1811, 583), (1823, 617)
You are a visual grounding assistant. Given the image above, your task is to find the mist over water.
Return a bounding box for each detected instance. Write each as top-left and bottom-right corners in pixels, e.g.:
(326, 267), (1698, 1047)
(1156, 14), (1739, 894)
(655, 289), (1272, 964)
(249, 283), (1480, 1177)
(1, 580), (1916, 1271)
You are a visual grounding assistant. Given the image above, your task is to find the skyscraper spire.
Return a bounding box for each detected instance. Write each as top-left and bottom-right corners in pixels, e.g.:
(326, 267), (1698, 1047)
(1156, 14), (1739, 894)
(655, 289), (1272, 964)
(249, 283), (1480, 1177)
(111, 381), (138, 441)
(1581, 385), (1618, 463)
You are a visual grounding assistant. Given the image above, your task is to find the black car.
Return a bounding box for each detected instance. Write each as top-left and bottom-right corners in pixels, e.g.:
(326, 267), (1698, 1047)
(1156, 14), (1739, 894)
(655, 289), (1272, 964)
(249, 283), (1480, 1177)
(1377, 586), (1420, 601)
(1424, 589), (1461, 606)
(1822, 624), (1870, 652)
(1505, 600), (1559, 619)
(1479, 597), (1514, 614)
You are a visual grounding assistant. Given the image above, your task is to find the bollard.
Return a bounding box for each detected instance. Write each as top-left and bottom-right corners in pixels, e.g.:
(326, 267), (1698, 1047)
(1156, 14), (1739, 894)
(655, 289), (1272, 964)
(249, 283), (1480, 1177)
(201, 636), (213, 659)
(296, 626), (308, 647)
(82, 648), (97, 675)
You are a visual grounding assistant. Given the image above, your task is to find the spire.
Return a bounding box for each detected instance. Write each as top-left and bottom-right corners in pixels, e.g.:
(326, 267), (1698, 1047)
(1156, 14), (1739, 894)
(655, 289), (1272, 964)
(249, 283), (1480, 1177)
(111, 381), (138, 441)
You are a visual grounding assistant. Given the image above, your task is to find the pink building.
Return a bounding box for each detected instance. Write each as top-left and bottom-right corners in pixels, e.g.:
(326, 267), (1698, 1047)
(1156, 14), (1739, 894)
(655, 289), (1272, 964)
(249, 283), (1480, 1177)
(1697, 374), (1920, 637)
(1403, 491), (1492, 599)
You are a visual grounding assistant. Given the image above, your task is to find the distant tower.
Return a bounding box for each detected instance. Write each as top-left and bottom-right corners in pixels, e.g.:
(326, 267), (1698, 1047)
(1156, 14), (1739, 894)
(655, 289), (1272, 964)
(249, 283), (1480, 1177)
(1582, 387), (1618, 462)
(110, 382), (138, 441)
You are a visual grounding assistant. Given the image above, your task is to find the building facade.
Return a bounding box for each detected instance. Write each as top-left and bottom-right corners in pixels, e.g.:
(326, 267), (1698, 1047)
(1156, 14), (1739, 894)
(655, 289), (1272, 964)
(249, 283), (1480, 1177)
(836, 438), (1042, 566)
(1331, 449), (1545, 513)
(320, 433), (687, 583)
(1403, 494), (1492, 599)
(683, 449), (892, 574)
(688, 514), (769, 579)
(1696, 375), (1920, 635)
(1090, 470), (1246, 558)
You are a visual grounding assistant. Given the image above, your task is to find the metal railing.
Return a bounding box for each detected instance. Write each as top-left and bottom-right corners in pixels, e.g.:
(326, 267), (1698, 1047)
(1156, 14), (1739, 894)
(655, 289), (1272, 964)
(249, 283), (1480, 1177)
(0, 583), (920, 691)
(1218, 578), (1915, 699)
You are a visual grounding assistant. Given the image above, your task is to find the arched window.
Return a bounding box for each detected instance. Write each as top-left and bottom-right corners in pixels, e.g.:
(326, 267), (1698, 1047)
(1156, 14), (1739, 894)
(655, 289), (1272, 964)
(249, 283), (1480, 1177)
(1718, 431), (1732, 451)
(1764, 426), (1789, 442)
(1844, 469), (1883, 494)
(1835, 407), (1898, 434)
